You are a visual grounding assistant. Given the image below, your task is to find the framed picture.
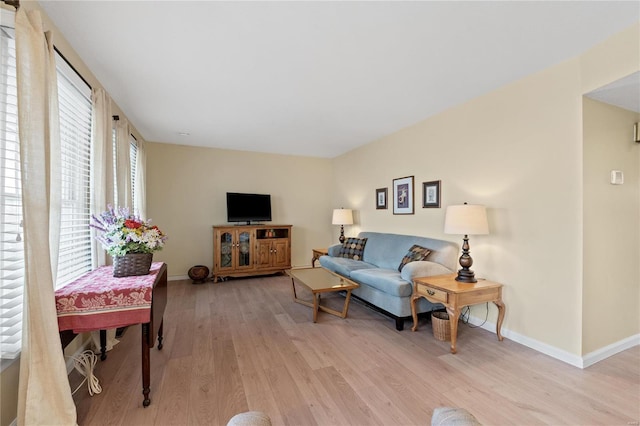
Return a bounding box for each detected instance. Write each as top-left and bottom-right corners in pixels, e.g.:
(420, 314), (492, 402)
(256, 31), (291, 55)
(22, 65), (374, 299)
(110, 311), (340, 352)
(392, 176), (414, 215)
(422, 180), (441, 208)
(376, 188), (388, 209)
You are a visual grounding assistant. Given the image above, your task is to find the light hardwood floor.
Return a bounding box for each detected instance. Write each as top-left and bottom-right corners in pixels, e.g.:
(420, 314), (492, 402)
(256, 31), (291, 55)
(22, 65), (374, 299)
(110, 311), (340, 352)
(71, 275), (640, 425)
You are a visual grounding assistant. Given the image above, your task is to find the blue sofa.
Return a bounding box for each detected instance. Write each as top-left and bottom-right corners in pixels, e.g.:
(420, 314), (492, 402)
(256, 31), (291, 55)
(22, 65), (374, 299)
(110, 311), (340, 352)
(319, 231), (459, 330)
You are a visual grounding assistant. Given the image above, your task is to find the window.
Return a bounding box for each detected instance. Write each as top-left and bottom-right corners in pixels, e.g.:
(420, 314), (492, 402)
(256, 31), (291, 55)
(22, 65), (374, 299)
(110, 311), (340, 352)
(0, 14), (93, 359)
(55, 52), (93, 288)
(111, 127), (137, 211)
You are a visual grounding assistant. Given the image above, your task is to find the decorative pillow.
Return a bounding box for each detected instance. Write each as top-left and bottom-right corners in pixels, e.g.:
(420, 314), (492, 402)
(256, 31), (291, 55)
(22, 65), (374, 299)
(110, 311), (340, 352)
(338, 237), (368, 261)
(398, 244), (432, 272)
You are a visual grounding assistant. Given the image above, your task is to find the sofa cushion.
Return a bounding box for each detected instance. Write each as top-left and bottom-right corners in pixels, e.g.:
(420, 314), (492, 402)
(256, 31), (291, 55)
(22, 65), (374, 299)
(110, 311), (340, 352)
(398, 244), (432, 272)
(350, 268), (413, 297)
(338, 237), (368, 261)
(400, 260), (454, 282)
(319, 256), (377, 278)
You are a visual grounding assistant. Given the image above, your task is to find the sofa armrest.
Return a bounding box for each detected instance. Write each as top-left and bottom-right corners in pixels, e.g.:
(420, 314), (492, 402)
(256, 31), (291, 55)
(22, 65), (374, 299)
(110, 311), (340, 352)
(327, 244), (342, 257)
(400, 261), (453, 282)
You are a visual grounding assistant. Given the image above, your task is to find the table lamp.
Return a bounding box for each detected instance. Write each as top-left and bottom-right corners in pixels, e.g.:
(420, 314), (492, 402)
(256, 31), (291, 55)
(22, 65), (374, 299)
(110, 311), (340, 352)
(444, 203), (489, 283)
(332, 208), (353, 243)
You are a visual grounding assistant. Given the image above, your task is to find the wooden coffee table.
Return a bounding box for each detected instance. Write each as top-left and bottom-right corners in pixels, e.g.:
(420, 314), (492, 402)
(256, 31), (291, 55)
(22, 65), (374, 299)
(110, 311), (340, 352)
(287, 267), (359, 322)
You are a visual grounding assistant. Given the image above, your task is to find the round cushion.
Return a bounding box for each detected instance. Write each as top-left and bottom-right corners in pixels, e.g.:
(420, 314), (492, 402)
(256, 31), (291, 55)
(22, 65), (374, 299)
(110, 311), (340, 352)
(226, 411), (272, 426)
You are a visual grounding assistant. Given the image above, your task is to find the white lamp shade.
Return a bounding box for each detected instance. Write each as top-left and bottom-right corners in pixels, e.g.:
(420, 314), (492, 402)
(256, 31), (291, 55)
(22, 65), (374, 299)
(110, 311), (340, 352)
(332, 208), (353, 225)
(444, 204), (489, 235)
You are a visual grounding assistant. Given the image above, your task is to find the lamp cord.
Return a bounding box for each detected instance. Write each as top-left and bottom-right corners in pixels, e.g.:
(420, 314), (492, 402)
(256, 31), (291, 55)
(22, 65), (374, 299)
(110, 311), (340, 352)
(69, 350), (102, 396)
(460, 303), (489, 328)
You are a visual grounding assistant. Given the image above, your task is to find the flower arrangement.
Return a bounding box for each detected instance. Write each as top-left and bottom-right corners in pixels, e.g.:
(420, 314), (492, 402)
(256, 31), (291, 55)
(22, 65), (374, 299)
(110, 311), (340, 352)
(90, 206), (167, 257)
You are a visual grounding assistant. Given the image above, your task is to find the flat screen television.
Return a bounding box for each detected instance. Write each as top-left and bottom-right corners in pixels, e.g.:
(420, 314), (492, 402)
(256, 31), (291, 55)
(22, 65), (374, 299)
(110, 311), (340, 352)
(226, 192), (272, 224)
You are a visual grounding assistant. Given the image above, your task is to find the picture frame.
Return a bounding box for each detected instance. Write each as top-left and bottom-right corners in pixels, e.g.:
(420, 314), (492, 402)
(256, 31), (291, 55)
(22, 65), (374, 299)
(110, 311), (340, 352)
(376, 188), (388, 210)
(422, 180), (441, 208)
(392, 176), (414, 215)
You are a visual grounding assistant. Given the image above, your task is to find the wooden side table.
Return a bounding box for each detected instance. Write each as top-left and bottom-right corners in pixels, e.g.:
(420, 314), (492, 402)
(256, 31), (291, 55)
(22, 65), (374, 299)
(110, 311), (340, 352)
(411, 273), (505, 354)
(311, 248), (328, 267)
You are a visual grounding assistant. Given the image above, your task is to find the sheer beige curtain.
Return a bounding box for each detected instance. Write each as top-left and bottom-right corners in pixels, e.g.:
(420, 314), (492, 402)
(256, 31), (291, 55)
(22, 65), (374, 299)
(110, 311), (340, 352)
(115, 117), (132, 209)
(90, 87), (112, 268)
(15, 8), (77, 426)
(134, 138), (147, 218)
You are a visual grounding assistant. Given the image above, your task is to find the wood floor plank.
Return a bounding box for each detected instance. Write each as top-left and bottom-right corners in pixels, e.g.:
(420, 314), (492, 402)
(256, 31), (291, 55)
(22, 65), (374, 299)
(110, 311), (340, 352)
(153, 355), (193, 424)
(72, 275), (640, 426)
(265, 365), (317, 425)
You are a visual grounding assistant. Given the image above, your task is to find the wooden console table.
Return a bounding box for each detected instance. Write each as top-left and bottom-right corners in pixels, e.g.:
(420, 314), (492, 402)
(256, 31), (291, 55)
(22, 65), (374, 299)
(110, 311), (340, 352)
(55, 262), (167, 407)
(410, 274), (505, 354)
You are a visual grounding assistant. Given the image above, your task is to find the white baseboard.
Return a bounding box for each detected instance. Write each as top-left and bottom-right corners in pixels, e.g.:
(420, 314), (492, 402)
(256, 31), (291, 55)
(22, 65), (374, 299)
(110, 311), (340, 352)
(465, 314), (639, 369)
(582, 333), (640, 368)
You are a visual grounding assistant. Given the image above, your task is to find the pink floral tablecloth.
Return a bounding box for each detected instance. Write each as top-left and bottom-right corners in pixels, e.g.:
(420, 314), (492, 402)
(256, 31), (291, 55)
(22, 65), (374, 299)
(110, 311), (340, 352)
(55, 262), (164, 333)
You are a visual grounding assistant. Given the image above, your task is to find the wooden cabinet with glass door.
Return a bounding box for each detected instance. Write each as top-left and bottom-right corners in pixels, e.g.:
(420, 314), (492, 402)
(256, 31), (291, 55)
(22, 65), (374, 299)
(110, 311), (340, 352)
(212, 225), (292, 282)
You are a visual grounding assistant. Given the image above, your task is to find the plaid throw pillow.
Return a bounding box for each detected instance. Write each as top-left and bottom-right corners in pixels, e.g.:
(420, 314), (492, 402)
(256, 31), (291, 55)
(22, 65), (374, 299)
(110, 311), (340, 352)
(398, 244), (432, 272)
(338, 237), (368, 261)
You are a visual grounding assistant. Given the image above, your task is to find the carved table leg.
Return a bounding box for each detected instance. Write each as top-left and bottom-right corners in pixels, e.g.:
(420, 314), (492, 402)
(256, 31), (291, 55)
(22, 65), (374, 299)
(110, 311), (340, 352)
(446, 306), (461, 354)
(141, 322), (151, 407)
(494, 300), (505, 341)
(410, 294), (420, 332)
(157, 319), (164, 350)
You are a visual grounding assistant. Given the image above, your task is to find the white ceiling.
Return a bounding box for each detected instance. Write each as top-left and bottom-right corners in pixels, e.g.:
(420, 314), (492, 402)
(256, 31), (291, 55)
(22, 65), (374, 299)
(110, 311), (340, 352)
(39, 1), (640, 158)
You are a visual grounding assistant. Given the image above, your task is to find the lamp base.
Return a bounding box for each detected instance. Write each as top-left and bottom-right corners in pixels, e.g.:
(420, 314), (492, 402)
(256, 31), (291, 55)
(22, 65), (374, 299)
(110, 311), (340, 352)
(455, 268), (477, 283)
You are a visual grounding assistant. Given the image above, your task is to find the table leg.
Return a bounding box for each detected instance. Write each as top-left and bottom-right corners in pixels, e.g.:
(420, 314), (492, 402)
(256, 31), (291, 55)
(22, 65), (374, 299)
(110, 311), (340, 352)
(494, 300), (505, 341)
(291, 277), (298, 300)
(313, 293), (319, 323)
(341, 290), (353, 318)
(99, 329), (107, 361)
(141, 322), (151, 407)
(410, 294), (420, 331)
(446, 306), (461, 354)
(157, 319), (164, 350)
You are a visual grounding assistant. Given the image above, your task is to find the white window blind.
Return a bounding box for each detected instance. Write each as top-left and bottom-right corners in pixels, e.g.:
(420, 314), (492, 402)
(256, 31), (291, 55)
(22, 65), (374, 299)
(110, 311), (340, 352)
(130, 137), (138, 212)
(55, 52), (93, 288)
(0, 19), (22, 360)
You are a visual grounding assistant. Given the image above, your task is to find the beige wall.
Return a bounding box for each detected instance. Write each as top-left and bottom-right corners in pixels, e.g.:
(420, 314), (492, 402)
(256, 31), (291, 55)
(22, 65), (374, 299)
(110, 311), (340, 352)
(582, 98), (640, 354)
(145, 143), (334, 277)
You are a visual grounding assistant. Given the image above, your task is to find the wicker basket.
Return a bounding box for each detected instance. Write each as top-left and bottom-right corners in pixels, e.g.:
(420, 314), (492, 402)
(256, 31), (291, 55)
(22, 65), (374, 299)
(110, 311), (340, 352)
(113, 253), (153, 277)
(431, 311), (451, 341)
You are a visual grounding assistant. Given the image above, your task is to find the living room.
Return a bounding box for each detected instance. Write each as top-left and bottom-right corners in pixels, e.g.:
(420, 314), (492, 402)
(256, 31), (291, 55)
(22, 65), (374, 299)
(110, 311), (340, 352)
(1, 1), (639, 425)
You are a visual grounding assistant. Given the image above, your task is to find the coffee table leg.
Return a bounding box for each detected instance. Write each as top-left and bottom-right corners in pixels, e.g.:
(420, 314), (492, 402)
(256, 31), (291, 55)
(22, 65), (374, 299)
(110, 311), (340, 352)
(313, 293), (319, 323)
(341, 290), (353, 318)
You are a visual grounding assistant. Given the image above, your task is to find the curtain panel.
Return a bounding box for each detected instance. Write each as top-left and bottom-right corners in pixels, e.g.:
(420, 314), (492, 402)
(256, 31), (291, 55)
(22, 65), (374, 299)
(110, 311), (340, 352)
(115, 118), (132, 209)
(15, 8), (77, 426)
(90, 87), (112, 269)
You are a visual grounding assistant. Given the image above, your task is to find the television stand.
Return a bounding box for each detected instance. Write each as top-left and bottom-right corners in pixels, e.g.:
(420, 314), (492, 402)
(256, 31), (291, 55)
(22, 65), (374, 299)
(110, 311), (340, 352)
(212, 224), (292, 282)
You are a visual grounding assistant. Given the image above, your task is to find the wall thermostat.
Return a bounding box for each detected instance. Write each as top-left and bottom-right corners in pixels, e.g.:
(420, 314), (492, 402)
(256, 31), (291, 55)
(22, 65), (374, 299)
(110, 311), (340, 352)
(610, 170), (624, 185)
